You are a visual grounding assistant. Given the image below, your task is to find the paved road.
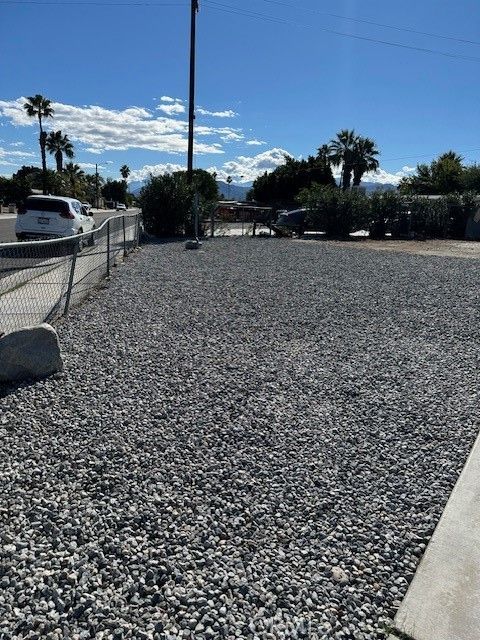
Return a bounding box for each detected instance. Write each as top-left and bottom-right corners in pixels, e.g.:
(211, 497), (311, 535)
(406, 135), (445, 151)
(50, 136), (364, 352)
(0, 215), (138, 333)
(0, 209), (135, 244)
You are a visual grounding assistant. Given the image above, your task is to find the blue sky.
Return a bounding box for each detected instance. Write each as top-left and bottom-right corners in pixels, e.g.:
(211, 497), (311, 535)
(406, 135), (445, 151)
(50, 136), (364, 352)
(1, 0), (479, 185)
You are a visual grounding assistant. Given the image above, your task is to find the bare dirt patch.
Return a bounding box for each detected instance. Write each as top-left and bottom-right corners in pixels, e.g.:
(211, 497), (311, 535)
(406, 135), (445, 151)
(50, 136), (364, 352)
(300, 237), (480, 259)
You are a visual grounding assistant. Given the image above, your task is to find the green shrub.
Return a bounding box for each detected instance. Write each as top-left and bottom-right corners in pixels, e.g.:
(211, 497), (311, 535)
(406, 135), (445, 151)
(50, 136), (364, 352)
(369, 191), (402, 239)
(140, 173), (194, 237)
(409, 196), (449, 238)
(448, 192), (477, 238)
(298, 185), (369, 238)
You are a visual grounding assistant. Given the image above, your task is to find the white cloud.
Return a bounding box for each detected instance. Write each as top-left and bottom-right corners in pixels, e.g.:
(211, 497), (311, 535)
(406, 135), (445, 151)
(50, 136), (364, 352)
(126, 152), (417, 189)
(128, 149), (290, 185)
(10, 141), (24, 147)
(361, 166), (416, 185)
(246, 139), (266, 146)
(128, 162), (185, 182)
(157, 102), (186, 116)
(160, 96), (176, 103)
(0, 145), (36, 167)
(78, 162), (101, 170)
(0, 98), (226, 156)
(220, 132), (245, 142)
(197, 108), (238, 118)
(209, 148), (292, 183)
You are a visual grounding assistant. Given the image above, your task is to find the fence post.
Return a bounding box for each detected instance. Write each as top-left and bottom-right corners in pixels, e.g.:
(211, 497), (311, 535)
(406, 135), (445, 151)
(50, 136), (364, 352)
(122, 215), (126, 256)
(63, 240), (78, 316)
(269, 210), (272, 236)
(135, 215), (140, 248)
(253, 220), (256, 236)
(210, 206), (215, 238)
(106, 219), (110, 277)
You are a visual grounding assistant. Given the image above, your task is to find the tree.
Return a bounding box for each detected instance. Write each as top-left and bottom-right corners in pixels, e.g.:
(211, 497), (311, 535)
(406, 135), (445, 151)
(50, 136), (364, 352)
(23, 95), (54, 194)
(64, 162), (85, 198)
(432, 152), (464, 193)
(462, 164), (480, 192)
(139, 170), (218, 237)
(84, 172), (105, 205)
(226, 175), (233, 199)
(399, 151), (464, 195)
(102, 179), (125, 204)
(297, 184), (369, 238)
(119, 164), (131, 205)
(140, 173), (194, 236)
(45, 130), (74, 172)
(9, 165), (66, 197)
(352, 136), (380, 186)
(250, 154), (335, 208)
(190, 169), (219, 202)
(328, 129), (357, 190)
(0, 175), (32, 206)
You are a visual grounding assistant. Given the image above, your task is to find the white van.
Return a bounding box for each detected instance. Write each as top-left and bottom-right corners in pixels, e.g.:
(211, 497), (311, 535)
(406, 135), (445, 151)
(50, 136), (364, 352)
(15, 195), (95, 241)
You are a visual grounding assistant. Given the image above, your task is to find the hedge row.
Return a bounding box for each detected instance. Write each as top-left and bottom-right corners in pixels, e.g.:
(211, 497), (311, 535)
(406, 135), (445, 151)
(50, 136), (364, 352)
(297, 186), (478, 239)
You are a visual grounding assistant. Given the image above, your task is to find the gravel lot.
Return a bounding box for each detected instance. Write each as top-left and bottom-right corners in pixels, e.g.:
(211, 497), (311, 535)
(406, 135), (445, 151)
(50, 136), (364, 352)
(1, 238), (479, 640)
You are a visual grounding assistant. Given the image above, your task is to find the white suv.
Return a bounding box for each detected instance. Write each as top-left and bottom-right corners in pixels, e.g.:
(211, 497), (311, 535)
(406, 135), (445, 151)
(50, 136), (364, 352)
(15, 195), (95, 241)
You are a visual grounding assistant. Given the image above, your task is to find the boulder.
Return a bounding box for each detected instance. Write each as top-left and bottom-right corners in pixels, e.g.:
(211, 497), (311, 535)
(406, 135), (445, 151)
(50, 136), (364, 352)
(0, 323), (63, 382)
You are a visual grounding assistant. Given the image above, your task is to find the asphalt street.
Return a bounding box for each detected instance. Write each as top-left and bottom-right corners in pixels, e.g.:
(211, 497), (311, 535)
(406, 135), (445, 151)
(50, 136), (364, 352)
(0, 209), (132, 243)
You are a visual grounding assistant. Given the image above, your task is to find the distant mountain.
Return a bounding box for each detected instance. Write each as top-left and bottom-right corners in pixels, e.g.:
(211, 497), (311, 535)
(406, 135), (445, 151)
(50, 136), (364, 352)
(335, 178), (396, 193)
(129, 179), (252, 200)
(217, 181), (251, 201)
(129, 177), (395, 199)
(128, 181), (144, 196)
(361, 182), (397, 193)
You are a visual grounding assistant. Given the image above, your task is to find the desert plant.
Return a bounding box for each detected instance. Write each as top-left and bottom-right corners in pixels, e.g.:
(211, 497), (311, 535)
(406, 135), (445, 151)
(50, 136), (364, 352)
(369, 191), (402, 239)
(140, 173), (193, 237)
(298, 184), (369, 238)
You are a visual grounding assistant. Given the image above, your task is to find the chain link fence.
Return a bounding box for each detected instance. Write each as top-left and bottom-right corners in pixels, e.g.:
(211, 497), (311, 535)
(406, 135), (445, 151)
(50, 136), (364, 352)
(0, 213), (141, 335)
(205, 204), (274, 237)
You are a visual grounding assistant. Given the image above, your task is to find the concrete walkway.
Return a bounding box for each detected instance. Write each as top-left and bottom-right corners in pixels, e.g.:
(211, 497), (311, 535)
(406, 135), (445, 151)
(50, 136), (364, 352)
(389, 430), (480, 640)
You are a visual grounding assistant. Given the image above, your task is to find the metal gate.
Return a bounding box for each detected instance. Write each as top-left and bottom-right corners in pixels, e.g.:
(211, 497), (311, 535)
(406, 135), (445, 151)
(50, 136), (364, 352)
(204, 202), (274, 238)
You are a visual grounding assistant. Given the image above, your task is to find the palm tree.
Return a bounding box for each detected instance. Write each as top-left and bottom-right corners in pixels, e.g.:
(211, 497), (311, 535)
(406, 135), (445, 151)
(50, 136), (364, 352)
(23, 95), (54, 194)
(120, 164), (130, 181)
(317, 144), (331, 164)
(226, 175), (233, 199)
(352, 136), (380, 187)
(64, 162), (85, 198)
(328, 129), (357, 190)
(120, 165), (130, 206)
(46, 130), (74, 173)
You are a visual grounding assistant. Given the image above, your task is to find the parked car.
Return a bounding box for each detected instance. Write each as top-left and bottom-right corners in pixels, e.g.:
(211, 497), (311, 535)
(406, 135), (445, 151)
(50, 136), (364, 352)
(273, 208), (307, 236)
(116, 203), (127, 211)
(15, 195), (96, 241)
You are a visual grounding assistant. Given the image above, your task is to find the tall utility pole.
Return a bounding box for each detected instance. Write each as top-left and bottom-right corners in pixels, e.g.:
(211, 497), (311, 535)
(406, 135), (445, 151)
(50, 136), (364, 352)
(187, 0), (198, 184)
(95, 163), (99, 208)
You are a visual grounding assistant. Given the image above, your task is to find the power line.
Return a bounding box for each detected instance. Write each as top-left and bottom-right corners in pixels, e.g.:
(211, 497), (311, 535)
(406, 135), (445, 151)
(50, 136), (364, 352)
(203, 0), (480, 63)
(382, 149), (480, 163)
(0, 1), (186, 5)
(259, 0), (480, 48)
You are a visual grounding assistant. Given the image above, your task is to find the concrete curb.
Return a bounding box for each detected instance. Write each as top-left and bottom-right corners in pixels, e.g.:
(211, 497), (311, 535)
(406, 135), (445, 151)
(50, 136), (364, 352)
(392, 430), (480, 640)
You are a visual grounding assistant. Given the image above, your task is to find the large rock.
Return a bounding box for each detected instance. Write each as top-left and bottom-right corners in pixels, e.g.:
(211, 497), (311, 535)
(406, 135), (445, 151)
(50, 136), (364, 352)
(0, 323), (63, 382)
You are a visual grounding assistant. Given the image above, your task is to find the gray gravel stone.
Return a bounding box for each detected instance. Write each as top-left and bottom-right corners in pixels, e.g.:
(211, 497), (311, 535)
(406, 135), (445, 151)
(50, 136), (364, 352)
(1, 238), (479, 639)
(0, 323), (62, 381)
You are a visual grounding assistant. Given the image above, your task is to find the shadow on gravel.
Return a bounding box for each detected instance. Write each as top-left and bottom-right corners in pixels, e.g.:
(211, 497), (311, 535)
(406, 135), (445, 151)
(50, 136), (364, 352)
(140, 234), (188, 245)
(0, 371), (63, 398)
